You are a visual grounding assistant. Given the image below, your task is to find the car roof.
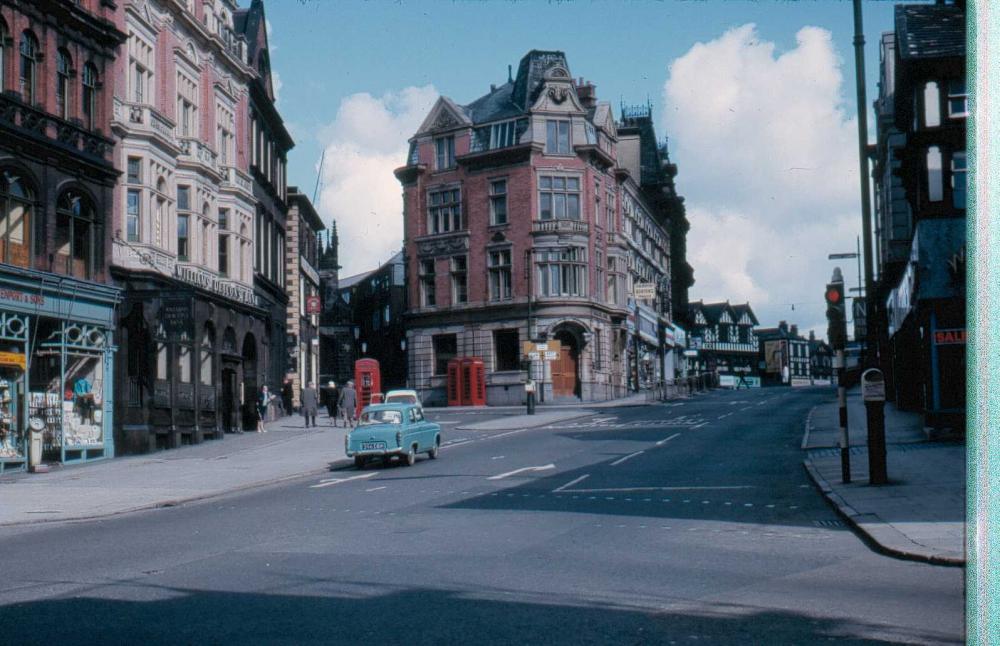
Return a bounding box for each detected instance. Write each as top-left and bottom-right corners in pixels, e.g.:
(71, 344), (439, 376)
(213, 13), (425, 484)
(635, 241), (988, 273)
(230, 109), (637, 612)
(385, 389), (419, 396)
(363, 403), (418, 412)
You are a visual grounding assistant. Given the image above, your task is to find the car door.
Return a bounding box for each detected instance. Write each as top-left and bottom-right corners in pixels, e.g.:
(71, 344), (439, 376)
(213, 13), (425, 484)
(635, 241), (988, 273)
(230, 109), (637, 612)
(413, 406), (434, 449)
(406, 407), (420, 451)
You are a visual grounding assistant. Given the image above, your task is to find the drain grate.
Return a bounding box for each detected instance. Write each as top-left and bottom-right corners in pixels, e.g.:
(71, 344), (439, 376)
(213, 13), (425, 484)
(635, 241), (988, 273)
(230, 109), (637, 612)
(813, 519), (845, 528)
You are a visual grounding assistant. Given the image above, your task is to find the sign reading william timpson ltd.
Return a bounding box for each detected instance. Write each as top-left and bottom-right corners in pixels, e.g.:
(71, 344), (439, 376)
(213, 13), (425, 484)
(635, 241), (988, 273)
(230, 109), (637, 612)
(175, 264), (257, 307)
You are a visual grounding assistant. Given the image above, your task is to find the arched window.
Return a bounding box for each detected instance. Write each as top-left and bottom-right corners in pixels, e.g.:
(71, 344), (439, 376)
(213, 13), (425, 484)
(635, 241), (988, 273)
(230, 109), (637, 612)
(0, 170), (35, 268)
(55, 190), (96, 280)
(82, 63), (98, 130)
(200, 323), (215, 385)
(19, 31), (38, 104)
(57, 49), (72, 119)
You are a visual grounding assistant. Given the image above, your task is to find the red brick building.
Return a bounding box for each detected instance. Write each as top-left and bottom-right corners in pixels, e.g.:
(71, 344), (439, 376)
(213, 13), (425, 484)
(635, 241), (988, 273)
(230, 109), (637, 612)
(396, 50), (688, 404)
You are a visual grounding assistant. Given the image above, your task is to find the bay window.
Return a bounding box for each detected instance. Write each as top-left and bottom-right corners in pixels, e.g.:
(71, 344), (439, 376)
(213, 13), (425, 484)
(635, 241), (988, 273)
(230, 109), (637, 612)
(539, 175), (581, 220)
(537, 247), (587, 297)
(428, 188), (461, 234)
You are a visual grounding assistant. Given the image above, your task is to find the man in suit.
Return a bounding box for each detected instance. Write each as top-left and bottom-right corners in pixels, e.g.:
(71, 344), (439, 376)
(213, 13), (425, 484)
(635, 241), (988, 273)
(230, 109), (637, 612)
(301, 381), (319, 428)
(338, 380), (357, 428)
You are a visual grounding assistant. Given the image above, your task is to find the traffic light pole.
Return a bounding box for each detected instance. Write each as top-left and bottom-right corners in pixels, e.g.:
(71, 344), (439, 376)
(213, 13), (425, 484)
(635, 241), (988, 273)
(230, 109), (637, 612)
(837, 349), (850, 484)
(827, 268), (850, 484)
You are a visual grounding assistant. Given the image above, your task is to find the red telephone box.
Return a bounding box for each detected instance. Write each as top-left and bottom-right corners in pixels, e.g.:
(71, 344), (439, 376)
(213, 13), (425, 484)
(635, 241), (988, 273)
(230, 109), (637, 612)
(354, 358), (381, 417)
(462, 357), (486, 407)
(446, 358), (463, 407)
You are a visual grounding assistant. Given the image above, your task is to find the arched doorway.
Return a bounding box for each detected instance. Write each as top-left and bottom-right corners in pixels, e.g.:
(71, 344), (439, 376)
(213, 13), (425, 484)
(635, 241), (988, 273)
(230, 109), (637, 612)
(241, 333), (257, 430)
(551, 328), (581, 399)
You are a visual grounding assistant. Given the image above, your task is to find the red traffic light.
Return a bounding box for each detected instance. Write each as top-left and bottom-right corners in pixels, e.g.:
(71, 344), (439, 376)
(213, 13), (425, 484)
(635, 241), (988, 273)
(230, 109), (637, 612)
(825, 288), (842, 304)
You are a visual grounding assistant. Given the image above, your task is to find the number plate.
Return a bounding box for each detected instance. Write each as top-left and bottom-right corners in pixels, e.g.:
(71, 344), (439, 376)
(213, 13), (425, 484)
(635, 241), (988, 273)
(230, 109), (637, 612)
(361, 441), (386, 451)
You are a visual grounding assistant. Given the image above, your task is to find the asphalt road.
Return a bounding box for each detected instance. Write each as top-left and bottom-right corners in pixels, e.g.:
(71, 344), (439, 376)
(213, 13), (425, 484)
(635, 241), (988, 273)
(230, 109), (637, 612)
(0, 387), (963, 644)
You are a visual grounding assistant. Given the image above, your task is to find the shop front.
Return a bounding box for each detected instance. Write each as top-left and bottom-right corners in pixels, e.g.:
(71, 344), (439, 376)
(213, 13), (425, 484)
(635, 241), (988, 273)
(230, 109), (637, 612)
(0, 267), (120, 473)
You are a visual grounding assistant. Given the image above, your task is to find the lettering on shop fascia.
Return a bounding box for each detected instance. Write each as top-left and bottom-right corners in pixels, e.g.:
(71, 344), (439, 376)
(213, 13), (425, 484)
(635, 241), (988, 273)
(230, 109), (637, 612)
(175, 264), (258, 307)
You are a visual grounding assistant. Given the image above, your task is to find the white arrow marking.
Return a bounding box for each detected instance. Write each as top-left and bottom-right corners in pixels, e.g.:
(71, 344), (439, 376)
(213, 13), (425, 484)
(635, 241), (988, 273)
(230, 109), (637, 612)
(488, 464), (556, 480)
(310, 472), (378, 489)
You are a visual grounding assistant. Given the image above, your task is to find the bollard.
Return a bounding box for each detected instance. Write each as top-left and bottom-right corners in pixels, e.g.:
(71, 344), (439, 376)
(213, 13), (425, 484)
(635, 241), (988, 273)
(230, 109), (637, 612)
(836, 349), (851, 484)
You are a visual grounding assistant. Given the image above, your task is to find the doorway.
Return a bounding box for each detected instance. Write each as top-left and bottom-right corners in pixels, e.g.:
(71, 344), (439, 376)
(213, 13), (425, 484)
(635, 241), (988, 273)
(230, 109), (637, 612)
(551, 330), (580, 399)
(241, 333), (257, 430)
(221, 367), (236, 433)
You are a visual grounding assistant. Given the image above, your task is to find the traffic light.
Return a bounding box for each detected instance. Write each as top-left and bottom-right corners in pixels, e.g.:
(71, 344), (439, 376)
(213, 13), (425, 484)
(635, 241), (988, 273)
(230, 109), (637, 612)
(825, 279), (846, 348)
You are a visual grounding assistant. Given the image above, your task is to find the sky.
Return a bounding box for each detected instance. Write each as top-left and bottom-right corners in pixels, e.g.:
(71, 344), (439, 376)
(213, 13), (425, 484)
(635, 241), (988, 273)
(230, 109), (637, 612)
(263, 0), (931, 339)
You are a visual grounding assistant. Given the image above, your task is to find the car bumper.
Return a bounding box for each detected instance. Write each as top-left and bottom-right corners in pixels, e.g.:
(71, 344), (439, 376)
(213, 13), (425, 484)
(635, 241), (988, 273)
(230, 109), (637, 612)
(345, 444), (403, 458)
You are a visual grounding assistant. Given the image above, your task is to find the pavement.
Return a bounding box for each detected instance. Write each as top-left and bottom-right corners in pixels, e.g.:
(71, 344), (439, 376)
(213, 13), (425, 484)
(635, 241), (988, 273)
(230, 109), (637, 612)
(0, 407), (590, 527)
(802, 387), (965, 566)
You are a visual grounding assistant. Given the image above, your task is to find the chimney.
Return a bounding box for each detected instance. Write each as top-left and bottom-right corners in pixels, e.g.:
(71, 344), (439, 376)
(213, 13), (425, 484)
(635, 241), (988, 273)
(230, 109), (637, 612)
(779, 320), (787, 333)
(576, 80), (597, 109)
(809, 330), (816, 342)
(790, 324), (798, 338)
(490, 84), (496, 92)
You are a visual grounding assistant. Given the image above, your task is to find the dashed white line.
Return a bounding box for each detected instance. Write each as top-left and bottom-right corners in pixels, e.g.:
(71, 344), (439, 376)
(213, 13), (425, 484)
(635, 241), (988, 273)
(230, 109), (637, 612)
(310, 472), (379, 489)
(656, 432), (682, 446)
(487, 464), (556, 480)
(610, 450), (644, 466)
(365, 486), (386, 492)
(693, 422), (709, 429)
(553, 474), (590, 493)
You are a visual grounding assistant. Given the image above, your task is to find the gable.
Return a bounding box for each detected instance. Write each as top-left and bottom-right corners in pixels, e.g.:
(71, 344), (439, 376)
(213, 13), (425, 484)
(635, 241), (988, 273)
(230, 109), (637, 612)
(530, 65), (585, 114)
(416, 96), (472, 136)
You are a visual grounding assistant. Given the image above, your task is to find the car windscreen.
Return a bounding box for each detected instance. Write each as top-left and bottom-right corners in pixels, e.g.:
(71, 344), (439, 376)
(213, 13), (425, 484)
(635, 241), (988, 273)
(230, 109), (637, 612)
(359, 410), (402, 425)
(386, 395), (417, 404)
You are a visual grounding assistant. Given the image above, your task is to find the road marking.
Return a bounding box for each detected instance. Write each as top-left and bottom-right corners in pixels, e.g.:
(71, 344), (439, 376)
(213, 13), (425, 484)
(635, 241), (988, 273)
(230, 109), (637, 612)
(491, 455), (505, 460)
(561, 485), (754, 494)
(611, 450), (644, 466)
(310, 472), (379, 489)
(693, 422), (708, 429)
(489, 428), (534, 440)
(656, 432), (681, 446)
(365, 486), (386, 492)
(487, 464), (556, 480)
(553, 474), (590, 493)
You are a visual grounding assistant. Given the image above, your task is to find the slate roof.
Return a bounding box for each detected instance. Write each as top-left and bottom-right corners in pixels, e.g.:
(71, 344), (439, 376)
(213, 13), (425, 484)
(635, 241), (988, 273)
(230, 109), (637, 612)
(511, 50), (570, 111)
(462, 82), (523, 124)
(895, 3), (966, 60)
(731, 304), (760, 326)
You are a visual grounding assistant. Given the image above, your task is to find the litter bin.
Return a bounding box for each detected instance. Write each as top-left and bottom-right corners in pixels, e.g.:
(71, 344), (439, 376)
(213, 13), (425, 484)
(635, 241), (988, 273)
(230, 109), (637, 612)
(29, 425), (43, 469)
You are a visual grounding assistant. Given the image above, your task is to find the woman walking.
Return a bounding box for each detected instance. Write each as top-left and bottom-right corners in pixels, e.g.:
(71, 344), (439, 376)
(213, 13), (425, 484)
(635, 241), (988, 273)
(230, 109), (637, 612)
(256, 385), (272, 433)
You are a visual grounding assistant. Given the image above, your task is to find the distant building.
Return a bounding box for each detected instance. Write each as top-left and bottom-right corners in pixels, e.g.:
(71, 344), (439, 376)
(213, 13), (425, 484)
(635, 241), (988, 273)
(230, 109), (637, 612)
(756, 322), (812, 387)
(338, 252), (407, 391)
(317, 225), (354, 386)
(808, 331), (834, 384)
(687, 301), (759, 385)
(873, 1), (966, 429)
(284, 187), (324, 407)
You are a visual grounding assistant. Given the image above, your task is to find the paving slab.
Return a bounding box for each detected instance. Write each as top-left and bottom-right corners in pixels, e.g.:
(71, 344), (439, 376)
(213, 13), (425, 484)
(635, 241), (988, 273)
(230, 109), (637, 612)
(802, 388), (965, 566)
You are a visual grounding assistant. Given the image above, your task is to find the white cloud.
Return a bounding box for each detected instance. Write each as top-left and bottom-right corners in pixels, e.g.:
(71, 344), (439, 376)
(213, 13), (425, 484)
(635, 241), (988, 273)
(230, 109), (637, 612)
(663, 24), (863, 339)
(316, 85), (439, 276)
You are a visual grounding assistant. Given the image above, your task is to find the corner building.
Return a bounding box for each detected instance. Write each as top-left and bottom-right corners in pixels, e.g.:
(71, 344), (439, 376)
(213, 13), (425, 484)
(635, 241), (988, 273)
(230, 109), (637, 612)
(110, 0), (268, 452)
(397, 50), (683, 404)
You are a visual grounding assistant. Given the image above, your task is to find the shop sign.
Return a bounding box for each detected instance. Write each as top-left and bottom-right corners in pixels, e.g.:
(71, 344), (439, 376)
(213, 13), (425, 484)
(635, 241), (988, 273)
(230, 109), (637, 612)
(306, 296), (321, 315)
(633, 283), (656, 300)
(673, 324), (687, 348)
(663, 324), (676, 347)
(886, 256), (916, 337)
(933, 328), (966, 345)
(0, 288), (45, 307)
(522, 341), (551, 356)
(160, 297), (193, 337)
(764, 339), (787, 374)
(175, 264), (257, 307)
(0, 351), (26, 369)
(543, 350), (560, 361)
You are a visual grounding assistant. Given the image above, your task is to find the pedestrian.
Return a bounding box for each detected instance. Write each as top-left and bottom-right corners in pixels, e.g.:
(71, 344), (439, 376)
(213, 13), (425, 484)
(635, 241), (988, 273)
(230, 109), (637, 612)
(256, 385), (271, 433)
(338, 380), (357, 428)
(281, 378), (293, 417)
(325, 380), (339, 425)
(301, 381), (318, 428)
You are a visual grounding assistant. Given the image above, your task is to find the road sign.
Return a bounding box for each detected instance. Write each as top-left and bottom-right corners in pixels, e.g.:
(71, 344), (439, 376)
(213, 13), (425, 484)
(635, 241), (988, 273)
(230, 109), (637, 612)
(828, 252), (859, 260)
(306, 295), (321, 314)
(527, 352), (540, 361)
(861, 368), (886, 402)
(633, 283), (656, 300)
(544, 350), (560, 361)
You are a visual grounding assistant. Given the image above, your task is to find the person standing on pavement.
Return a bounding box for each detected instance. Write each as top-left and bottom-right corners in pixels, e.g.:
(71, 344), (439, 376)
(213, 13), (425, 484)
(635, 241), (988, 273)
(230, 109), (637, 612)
(338, 380), (357, 427)
(324, 381), (339, 425)
(301, 381), (319, 428)
(281, 378), (293, 417)
(256, 385), (271, 433)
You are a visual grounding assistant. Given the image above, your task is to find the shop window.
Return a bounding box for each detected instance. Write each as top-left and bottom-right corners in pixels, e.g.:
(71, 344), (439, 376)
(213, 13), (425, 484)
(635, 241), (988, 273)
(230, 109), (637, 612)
(433, 334), (457, 376)
(494, 329), (520, 372)
(0, 170), (34, 269)
(200, 325), (215, 385)
(178, 342), (192, 384)
(55, 191), (96, 280)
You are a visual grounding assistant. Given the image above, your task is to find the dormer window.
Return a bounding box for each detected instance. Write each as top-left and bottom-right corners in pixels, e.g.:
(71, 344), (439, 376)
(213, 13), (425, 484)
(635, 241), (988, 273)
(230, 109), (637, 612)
(545, 119), (571, 155)
(435, 135), (455, 170)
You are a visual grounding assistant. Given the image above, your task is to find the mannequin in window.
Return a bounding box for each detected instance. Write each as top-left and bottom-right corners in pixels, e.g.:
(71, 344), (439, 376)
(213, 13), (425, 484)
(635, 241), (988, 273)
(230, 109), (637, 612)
(74, 376), (94, 424)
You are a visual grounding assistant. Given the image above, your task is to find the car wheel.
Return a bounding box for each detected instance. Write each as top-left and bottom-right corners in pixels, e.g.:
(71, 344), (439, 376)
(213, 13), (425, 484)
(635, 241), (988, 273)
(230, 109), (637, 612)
(404, 445), (416, 466)
(354, 456), (366, 469)
(429, 437), (440, 459)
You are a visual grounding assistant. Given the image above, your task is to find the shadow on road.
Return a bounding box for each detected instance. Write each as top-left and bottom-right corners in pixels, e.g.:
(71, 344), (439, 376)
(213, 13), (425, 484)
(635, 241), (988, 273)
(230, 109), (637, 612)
(0, 583), (959, 645)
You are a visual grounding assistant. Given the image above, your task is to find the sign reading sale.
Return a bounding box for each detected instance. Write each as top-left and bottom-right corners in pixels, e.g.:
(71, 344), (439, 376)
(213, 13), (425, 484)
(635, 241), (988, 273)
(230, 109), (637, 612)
(933, 328), (966, 345)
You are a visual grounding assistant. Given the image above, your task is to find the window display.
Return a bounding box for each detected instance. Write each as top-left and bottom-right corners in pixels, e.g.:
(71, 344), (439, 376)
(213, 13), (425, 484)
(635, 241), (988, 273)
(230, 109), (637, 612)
(0, 373), (24, 460)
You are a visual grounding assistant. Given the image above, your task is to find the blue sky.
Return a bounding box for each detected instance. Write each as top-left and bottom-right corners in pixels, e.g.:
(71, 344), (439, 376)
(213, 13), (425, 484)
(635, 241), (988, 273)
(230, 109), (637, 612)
(262, 0), (930, 337)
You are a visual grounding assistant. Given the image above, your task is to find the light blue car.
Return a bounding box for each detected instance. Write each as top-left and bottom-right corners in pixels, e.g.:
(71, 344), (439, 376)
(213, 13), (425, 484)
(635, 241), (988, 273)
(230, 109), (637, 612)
(345, 403), (442, 468)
